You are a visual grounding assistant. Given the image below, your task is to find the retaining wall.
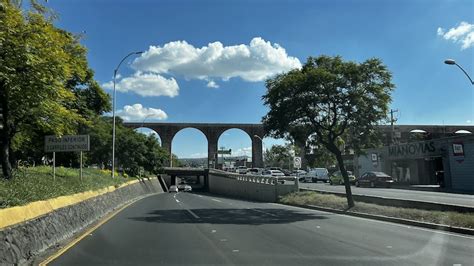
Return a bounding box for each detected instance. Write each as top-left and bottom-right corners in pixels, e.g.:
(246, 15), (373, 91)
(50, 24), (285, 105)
(0, 177), (163, 265)
(208, 170), (298, 202)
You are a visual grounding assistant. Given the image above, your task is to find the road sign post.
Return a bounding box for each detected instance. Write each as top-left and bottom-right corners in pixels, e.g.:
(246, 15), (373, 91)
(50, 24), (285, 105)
(294, 157), (302, 170)
(45, 135), (90, 181)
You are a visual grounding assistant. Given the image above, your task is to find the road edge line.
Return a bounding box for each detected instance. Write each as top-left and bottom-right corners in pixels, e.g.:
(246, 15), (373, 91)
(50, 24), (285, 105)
(278, 202), (474, 236)
(39, 193), (158, 265)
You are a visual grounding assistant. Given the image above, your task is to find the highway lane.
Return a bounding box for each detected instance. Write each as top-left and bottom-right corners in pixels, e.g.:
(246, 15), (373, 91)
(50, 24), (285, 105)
(300, 182), (474, 207)
(48, 192), (474, 265)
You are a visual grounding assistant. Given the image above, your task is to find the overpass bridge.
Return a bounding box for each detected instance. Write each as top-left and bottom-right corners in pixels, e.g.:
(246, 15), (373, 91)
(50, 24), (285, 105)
(124, 122), (474, 169)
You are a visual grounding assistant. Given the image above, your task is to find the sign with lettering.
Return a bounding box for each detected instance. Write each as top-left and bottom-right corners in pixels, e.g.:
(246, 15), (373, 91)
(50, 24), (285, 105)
(217, 149), (232, 155)
(45, 135), (90, 152)
(388, 141), (439, 159)
(453, 143), (464, 156)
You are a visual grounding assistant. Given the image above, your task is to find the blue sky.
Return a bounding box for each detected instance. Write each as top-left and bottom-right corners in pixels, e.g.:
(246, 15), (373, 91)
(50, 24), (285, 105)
(45, 0), (473, 158)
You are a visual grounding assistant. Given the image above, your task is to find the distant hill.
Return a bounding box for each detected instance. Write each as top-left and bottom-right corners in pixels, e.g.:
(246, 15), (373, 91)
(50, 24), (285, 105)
(178, 155), (251, 167)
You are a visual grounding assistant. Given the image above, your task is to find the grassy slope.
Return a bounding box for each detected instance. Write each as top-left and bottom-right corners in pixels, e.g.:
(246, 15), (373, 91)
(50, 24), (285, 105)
(0, 166), (133, 208)
(280, 191), (474, 229)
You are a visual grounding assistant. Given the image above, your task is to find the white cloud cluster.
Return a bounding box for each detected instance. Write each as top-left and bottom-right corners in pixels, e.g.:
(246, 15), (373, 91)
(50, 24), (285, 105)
(437, 22), (474, 50)
(116, 103), (168, 121)
(103, 72), (178, 97)
(102, 38), (300, 97)
(233, 146), (252, 157)
(133, 37), (301, 85)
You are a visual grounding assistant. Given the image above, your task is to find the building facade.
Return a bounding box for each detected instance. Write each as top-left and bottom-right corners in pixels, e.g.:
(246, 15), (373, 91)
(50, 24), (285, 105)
(356, 135), (474, 192)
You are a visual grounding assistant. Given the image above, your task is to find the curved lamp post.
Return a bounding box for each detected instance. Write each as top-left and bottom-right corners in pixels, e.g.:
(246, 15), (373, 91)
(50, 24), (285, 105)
(444, 59), (474, 85)
(112, 51), (143, 178)
(253, 135), (265, 168)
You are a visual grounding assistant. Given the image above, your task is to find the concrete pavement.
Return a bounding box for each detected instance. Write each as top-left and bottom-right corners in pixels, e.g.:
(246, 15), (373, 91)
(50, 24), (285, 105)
(47, 192), (474, 265)
(300, 182), (474, 207)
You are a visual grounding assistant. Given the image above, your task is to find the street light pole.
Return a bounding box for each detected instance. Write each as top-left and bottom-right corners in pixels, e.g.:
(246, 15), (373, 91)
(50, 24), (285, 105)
(112, 51), (143, 178)
(253, 135), (265, 168)
(444, 59), (474, 85)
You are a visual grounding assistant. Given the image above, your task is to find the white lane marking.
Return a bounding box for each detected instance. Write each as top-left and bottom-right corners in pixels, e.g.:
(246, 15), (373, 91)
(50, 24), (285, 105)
(186, 209), (200, 219)
(175, 199), (180, 203)
(232, 250), (239, 252)
(220, 239), (228, 242)
(386, 246), (392, 249)
(211, 230), (217, 233)
(212, 198), (222, 203)
(316, 226), (321, 229)
(269, 203), (474, 240)
(453, 264), (462, 266)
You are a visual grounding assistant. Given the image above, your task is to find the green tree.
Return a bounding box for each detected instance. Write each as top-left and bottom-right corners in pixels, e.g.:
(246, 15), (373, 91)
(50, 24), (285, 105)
(264, 144), (293, 169)
(263, 55), (394, 208)
(0, 1), (110, 178)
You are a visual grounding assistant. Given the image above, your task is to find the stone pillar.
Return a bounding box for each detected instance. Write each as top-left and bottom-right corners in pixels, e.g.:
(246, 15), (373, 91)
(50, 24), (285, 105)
(252, 137), (263, 168)
(160, 135), (173, 167)
(207, 133), (219, 169)
(153, 126), (180, 167)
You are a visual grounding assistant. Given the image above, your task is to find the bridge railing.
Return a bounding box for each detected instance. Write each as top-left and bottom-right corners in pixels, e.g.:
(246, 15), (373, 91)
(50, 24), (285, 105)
(208, 169), (298, 202)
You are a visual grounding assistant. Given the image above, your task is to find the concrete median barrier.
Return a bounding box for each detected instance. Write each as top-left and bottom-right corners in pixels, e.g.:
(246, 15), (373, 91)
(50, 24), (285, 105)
(0, 177), (163, 265)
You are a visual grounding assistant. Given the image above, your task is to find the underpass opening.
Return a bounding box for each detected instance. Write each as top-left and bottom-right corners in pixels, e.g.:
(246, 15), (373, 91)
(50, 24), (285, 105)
(217, 128), (252, 171)
(170, 128), (208, 190)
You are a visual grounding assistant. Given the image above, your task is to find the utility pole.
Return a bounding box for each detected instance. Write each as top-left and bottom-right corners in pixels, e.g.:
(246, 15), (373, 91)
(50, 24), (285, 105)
(390, 109), (399, 145)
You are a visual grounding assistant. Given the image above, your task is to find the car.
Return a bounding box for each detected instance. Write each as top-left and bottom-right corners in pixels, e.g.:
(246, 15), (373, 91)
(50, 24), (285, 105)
(303, 168), (329, 183)
(356, 171), (394, 188)
(236, 166), (248, 174)
(292, 170), (307, 182)
(248, 168), (264, 175)
(169, 185), (178, 193)
(262, 169), (286, 184)
(177, 182), (192, 192)
(329, 170), (356, 185)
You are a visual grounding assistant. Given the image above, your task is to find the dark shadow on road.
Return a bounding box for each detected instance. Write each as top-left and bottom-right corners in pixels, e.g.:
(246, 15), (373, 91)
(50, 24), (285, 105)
(128, 208), (329, 225)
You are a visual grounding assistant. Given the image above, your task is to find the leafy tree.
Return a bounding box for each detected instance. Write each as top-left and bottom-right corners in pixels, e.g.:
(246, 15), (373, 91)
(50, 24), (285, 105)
(263, 55), (394, 207)
(264, 144), (294, 169)
(0, 1), (110, 178)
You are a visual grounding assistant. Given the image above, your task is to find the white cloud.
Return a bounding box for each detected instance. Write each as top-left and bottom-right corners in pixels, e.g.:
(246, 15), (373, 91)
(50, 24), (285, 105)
(206, 80), (219, 88)
(437, 22), (474, 49)
(116, 103), (168, 121)
(467, 120), (472, 123)
(233, 146), (252, 157)
(103, 72), (179, 97)
(132, 37), (301, 86)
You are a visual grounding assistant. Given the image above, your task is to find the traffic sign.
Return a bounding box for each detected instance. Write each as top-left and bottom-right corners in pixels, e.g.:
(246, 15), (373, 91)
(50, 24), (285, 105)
(217, 149), (232, 155)
(294, 157), (301, 169)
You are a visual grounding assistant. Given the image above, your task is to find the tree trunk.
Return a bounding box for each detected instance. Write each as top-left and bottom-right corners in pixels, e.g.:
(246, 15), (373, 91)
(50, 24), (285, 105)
(0, 90), (12, 179)
(334, 149), (355, 208)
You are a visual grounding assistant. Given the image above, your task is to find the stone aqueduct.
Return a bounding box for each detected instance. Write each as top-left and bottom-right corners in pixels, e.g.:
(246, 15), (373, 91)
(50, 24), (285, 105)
(123, 122), (266, 168)
(123, 122), (474, 168)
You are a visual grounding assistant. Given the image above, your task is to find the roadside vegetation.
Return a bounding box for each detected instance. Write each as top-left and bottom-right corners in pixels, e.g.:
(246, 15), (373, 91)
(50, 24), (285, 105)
(280, 191), (474, 229)
(0, 166), (135, 208)
(0, 1), (174, 181)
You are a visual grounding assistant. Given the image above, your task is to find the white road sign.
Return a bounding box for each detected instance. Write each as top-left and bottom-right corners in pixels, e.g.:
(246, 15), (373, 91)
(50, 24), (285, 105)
(294, 157), (302, 168)
(45, 135), (90, 152)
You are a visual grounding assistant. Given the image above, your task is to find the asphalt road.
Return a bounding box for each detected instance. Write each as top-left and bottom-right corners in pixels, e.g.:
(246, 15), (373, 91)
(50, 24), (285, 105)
(300, 182), (474, 207)
(48, 192), (474, 266)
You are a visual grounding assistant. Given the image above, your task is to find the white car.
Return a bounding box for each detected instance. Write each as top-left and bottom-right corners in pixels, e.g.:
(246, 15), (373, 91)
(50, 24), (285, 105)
(262, 170), (285, 177)
(169, 185), (178, 193)
(177, 183), (192, 192)
(236, 166), (248, 174)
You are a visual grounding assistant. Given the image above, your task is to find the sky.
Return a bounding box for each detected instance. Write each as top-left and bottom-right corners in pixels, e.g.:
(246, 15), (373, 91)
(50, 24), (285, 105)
(44, 0), (473, 158)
